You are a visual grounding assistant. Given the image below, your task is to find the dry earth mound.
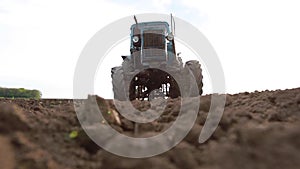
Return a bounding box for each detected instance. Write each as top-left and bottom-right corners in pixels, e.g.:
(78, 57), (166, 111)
(0, 88), (300, 169)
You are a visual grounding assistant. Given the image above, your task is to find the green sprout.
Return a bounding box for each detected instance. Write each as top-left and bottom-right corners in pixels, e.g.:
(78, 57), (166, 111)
(69, 130), (78, 139)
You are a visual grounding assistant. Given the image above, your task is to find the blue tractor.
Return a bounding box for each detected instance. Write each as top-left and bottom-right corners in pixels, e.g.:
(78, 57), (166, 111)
(111, 15), (203, 100)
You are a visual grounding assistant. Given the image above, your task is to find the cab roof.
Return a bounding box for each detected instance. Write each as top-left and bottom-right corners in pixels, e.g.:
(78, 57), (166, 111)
(130, 21), (170, 30)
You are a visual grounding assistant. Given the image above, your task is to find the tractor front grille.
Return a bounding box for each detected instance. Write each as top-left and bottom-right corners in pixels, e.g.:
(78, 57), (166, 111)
(143, 30), (165, 59)
(143, 31), (165, 49)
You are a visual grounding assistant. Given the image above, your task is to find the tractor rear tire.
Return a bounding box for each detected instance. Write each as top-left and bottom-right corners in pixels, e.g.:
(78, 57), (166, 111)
(185, 60), (203, 96)
(111, 67), (127, 101)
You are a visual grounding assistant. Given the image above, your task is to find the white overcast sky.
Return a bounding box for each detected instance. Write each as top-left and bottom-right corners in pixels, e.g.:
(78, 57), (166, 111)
(0, 0), (299, 98)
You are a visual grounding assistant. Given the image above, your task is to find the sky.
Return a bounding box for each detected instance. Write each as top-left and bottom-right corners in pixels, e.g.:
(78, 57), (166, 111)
(0, 0), (300, 98)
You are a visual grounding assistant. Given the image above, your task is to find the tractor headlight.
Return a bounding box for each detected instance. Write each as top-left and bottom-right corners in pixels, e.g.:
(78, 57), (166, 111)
(167, 33), (174, 41)
(132, 36), (139, 43)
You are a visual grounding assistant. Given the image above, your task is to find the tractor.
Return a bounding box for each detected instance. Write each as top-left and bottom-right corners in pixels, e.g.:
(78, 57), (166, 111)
(111, 15), (203, 101)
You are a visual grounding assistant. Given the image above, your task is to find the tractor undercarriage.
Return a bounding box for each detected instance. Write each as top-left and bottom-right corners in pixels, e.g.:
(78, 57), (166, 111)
(126, 68), (180, 100)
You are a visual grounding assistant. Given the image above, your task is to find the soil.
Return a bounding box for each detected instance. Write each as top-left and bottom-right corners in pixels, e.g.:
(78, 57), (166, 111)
(0, 88), (300, 169)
